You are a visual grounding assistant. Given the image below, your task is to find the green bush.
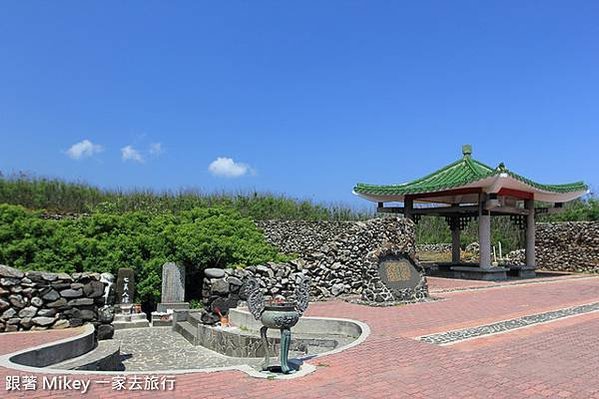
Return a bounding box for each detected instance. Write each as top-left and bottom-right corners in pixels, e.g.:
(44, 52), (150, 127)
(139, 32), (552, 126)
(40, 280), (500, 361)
(415, 215), (523, 252)
(0, 204), (287, 308)
(539, 197), (599, 222)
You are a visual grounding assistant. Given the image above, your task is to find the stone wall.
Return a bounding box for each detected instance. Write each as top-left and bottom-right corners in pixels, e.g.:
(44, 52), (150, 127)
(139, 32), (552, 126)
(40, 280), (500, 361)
(250, 218), (414, 294)
(536, 222), (599, 272)
(416, 243), (452, 252)
(505, 222), (599, 272)
(0, 265), (112, 334)
(257, 218), (415, 296)
(198, 218), (416, 322)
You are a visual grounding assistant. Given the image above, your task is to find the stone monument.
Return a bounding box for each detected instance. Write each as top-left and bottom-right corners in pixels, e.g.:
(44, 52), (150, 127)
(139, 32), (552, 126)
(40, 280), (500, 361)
(362, 245), (428, 303)
(116, 268), (135, 305)
(113, 268), (149, 329)
(157, 262), (189, 312)
(153, 263), (189, 326)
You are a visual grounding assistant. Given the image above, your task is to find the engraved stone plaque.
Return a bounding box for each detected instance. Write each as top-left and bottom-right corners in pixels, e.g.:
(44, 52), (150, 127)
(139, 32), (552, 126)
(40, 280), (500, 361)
(377, 256), (422, 294)
(161, 262), (185, 303)
(116, 268), (135, 304)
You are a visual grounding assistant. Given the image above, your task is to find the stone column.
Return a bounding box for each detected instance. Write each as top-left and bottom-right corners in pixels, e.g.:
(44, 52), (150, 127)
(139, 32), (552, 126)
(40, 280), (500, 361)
(451, 223), (461, 264)
(479, 195), (491, 269)
(525, 199), (536, 268)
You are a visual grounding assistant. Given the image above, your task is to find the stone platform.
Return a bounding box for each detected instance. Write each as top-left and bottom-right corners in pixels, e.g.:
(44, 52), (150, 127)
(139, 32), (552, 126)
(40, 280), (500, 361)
(426, 262), (539, 281)
(172, 309), (356, 358)
(427, 262), (509, 281)
(112, 313), (149, 330)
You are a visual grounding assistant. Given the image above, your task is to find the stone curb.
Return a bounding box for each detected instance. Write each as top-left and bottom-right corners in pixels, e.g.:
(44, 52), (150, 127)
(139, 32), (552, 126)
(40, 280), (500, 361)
(0, 312), (371, 380)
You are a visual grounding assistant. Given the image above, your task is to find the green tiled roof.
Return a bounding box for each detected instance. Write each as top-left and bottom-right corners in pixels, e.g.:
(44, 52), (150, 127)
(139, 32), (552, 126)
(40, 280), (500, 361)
(354, 146), (588, 197)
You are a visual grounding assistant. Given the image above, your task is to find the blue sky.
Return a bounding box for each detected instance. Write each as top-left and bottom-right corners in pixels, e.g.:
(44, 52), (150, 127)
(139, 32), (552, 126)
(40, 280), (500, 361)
(1, 1), (597, 207)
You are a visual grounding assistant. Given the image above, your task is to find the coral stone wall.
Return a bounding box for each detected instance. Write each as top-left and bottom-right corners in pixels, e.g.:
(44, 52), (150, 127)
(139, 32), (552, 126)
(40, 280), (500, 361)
(199, 218), (417, 323)
(417, 222), (599, 273)
(0, 265), (110, 333)
(535, 222), (599, 272)
(247, 217), (416, 298)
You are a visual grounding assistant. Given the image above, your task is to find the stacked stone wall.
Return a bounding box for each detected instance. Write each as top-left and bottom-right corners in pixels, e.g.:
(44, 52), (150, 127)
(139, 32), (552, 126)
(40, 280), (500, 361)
(506, 222), (599, 272)
(0, 266), (111, 334)
(233, 218), (415, 298)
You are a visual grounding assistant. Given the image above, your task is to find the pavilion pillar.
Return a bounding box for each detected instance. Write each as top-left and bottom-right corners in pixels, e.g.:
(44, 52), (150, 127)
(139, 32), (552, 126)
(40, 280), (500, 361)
(404, 197), (414, 221)
(525, 199), (536, 268)
(478, 195), (491, 269)
(451, 225), (461, 264)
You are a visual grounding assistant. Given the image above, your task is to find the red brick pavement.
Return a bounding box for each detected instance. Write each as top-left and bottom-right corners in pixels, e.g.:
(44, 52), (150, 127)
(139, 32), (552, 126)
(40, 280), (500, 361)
(2, 275), (599, 399)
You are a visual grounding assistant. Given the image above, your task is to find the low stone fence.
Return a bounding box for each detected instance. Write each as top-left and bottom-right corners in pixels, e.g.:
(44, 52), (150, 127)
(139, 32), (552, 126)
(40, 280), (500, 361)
(416, 243), (452, 252)
(0, 265), (112, 334)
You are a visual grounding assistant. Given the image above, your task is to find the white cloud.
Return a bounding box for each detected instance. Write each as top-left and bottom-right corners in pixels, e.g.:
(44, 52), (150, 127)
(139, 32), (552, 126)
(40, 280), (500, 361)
(149, 142), (163, 156)
(208, 157), (252, 178)
(65, 139), (103, 160)
(121, 145), (144, 163)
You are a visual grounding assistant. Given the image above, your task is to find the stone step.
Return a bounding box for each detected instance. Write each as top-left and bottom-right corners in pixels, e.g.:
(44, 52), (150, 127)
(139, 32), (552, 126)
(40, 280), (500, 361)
(52, 340), (122, 371)
(113, 319), (150, 330)
(174, 321), (197, 346)
(187, 312), (203, 328)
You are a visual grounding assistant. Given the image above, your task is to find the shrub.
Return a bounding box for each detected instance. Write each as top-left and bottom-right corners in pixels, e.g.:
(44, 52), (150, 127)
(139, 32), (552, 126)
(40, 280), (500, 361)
(0, 204), (287, 308)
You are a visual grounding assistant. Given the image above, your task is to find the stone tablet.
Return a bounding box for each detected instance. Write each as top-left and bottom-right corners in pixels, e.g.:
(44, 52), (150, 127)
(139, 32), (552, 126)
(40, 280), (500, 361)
(378, 256), (422, 294)
(161, 262), (185, 303)
(362, 247), (428, 303)
(116, 268), (135, 304)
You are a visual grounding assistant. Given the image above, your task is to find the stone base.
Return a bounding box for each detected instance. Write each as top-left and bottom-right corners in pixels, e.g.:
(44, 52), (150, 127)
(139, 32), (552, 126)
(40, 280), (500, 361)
(151, 311), (173, 327)
(508, 265), (537, 279)
(113, 313), (149, 330)
(157, 302), (190, 313)
(449, 266), (508, 281)
(424, 263), (509, 281)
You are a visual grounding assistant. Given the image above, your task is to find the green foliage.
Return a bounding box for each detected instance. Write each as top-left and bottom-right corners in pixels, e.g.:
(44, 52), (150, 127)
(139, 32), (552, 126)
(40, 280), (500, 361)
(416, 195), (598, 252)
(0, 174), (370, 221)
(189, 299), (204, 309)
(539, 197), (599, 222)
(415, 216), (523, 253)
(0, 204), (287, 307)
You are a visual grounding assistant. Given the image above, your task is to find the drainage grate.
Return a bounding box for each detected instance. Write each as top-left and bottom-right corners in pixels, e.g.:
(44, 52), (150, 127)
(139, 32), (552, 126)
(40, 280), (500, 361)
(419, 302), (599, 345)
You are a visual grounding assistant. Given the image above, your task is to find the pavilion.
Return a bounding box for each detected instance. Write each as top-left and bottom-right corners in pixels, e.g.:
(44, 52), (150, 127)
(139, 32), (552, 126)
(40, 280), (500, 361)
(353, 145), (588, 280)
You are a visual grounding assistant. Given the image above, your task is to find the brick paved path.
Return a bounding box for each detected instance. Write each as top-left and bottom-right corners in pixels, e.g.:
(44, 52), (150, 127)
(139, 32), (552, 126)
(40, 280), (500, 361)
(2, 275), (599, 398)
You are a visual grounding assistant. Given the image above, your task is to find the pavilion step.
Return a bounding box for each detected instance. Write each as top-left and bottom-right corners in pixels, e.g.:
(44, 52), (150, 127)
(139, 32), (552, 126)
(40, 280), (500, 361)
(174, 321), (198, 346)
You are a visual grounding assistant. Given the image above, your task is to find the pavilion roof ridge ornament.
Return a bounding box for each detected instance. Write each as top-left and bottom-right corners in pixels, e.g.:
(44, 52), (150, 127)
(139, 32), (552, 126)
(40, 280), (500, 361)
(462, 144), (473, 158)
(496, 162), (508, 173)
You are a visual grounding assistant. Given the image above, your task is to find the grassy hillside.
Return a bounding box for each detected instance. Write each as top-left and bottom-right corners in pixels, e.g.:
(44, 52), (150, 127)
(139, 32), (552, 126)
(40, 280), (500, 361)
(0, 173), (371, 220)
(1, 173), (596, 256)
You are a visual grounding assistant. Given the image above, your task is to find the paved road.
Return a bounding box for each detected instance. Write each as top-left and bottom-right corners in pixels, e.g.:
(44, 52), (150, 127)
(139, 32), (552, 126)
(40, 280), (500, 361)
(2, 274), (599, 398)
